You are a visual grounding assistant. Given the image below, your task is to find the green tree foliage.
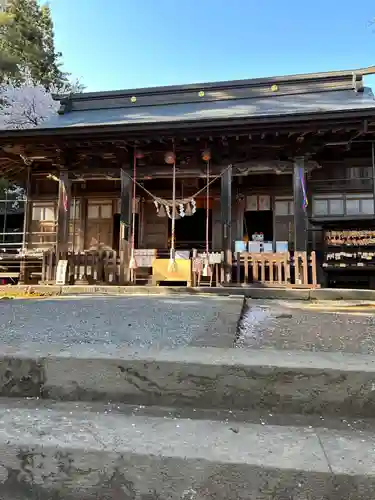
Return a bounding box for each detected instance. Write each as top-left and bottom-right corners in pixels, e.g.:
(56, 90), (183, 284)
(0, 0), (69, 90)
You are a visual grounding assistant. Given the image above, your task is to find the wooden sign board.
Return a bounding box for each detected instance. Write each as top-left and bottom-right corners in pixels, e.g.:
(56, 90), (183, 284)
(56, 260), (68, 285)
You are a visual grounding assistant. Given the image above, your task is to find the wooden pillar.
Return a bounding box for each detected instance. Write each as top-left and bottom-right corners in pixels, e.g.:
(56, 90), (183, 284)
(19, 166), (32, 284)
(56, 168), (71, 258)
(221, 165), (232, 283)
(79, 197), (86, 251)
(119, 156), (133, 284)
(371, 142), (375, 205)
(293, 157), (308, 252)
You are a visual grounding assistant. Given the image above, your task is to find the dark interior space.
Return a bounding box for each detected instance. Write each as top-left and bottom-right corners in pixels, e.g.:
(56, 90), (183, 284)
(0, 213), (24, 247)
(244, 210), (273, 241)
(113, 213), (139, 250)
(169, 208), (212, 249)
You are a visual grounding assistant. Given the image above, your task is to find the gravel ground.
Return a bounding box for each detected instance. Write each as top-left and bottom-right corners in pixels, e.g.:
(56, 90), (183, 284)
(237, 299), (375, 354)
(0, 295), (242, 349)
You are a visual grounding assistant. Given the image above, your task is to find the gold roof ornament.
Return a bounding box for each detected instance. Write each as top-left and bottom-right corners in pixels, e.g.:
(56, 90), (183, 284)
(130, 96), (137, 103)
(271, 84), (279, 92)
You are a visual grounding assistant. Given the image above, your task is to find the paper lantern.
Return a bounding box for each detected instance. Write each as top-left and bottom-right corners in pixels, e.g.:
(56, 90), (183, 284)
(202, 149), (211, 161)
(164, 152), (175, 164)
(135, 150), (144, 159)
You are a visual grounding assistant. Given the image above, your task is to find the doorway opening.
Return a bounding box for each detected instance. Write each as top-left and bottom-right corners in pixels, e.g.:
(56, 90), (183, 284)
(244, 210), (273, 242)
(169, 208), (212, 249)
(113, 213), (139, 250)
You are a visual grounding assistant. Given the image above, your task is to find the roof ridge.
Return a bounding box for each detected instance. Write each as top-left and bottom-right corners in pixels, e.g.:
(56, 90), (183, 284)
(58, 66), (374, 103)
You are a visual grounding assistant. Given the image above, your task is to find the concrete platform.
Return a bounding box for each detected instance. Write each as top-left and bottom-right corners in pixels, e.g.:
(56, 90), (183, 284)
(0, 398), (374, 499)
(2, 344), (375, 417)
(0, 295), (243, 349)
(6, 284), (375, 301)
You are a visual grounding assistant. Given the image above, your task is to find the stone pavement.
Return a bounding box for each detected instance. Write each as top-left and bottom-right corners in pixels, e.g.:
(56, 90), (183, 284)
(237, 298), (375, 354)
(1, 294), (375, 498)
(1, 397), (375, 500)
(0, 294), (243, 349)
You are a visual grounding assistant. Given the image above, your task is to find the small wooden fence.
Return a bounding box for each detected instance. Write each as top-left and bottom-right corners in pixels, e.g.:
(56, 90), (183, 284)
(233, 251), (318, 287)
(41, 249), (119, 285)
(39, 248), (318, 288)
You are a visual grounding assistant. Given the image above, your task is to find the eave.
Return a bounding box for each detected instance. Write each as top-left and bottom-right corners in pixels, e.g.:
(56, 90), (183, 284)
(0, 106), (375, 143)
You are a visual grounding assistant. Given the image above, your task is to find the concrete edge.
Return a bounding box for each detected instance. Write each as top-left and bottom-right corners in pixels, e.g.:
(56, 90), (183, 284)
(0, 401), (364, 500)
(3, 284), (375, 301)
(2, 345), (375, 416)
(2, 343), (375, 370)
(0, 400), (373, 499)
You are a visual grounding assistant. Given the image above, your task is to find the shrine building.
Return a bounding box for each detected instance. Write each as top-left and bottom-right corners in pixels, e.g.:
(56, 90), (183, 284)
(0, 66), (375, 288)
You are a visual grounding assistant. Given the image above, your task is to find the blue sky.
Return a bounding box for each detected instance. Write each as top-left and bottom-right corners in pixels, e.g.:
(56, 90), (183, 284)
(47, 0), (375, 92)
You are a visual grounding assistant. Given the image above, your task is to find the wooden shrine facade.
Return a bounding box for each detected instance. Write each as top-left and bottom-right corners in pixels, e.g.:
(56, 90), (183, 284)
(1, 66), (375, 286)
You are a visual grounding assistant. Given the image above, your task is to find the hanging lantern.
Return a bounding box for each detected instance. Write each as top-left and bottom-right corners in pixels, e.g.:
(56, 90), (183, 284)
(164, 151), (175, 164)
(202, 149), (211, 161)
(157, 204), (166, 217)
(135, 149), (144, 160)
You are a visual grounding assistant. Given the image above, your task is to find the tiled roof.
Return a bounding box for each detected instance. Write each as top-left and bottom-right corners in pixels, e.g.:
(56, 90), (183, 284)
(35, 67), (375, 131)
(40, 87), (375, 130)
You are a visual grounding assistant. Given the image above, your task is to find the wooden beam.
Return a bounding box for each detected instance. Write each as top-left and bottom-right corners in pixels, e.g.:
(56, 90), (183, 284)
(293, 157), (308, 252)
(56, 168), (71, 257)
(221, 165), (232, 283)
(18, 166), (32, 285)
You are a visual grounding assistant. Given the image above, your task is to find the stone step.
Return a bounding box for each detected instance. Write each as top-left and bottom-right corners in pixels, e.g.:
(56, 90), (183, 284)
(1, 343), (375, 417)
(0, 398), (373, 499)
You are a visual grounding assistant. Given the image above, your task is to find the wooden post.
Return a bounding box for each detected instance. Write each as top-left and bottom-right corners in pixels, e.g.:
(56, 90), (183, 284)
(119, 159), (132, 284)
(293, 157), (308, 252)
(19, 166), (32, 284)
(221, 165), (232, 283)
(244, 253), (249, 284)
(236, 252), (241, 284)
(56, 168), (71, 259)
(311, 251), (317, 286)
(79, 197), (86, 251)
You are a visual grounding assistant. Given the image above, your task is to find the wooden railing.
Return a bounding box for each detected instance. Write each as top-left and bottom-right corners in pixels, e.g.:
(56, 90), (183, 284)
(41, 249), (118, 285)
(37, 248), (318, 288)
(233, 251), (318, 287)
